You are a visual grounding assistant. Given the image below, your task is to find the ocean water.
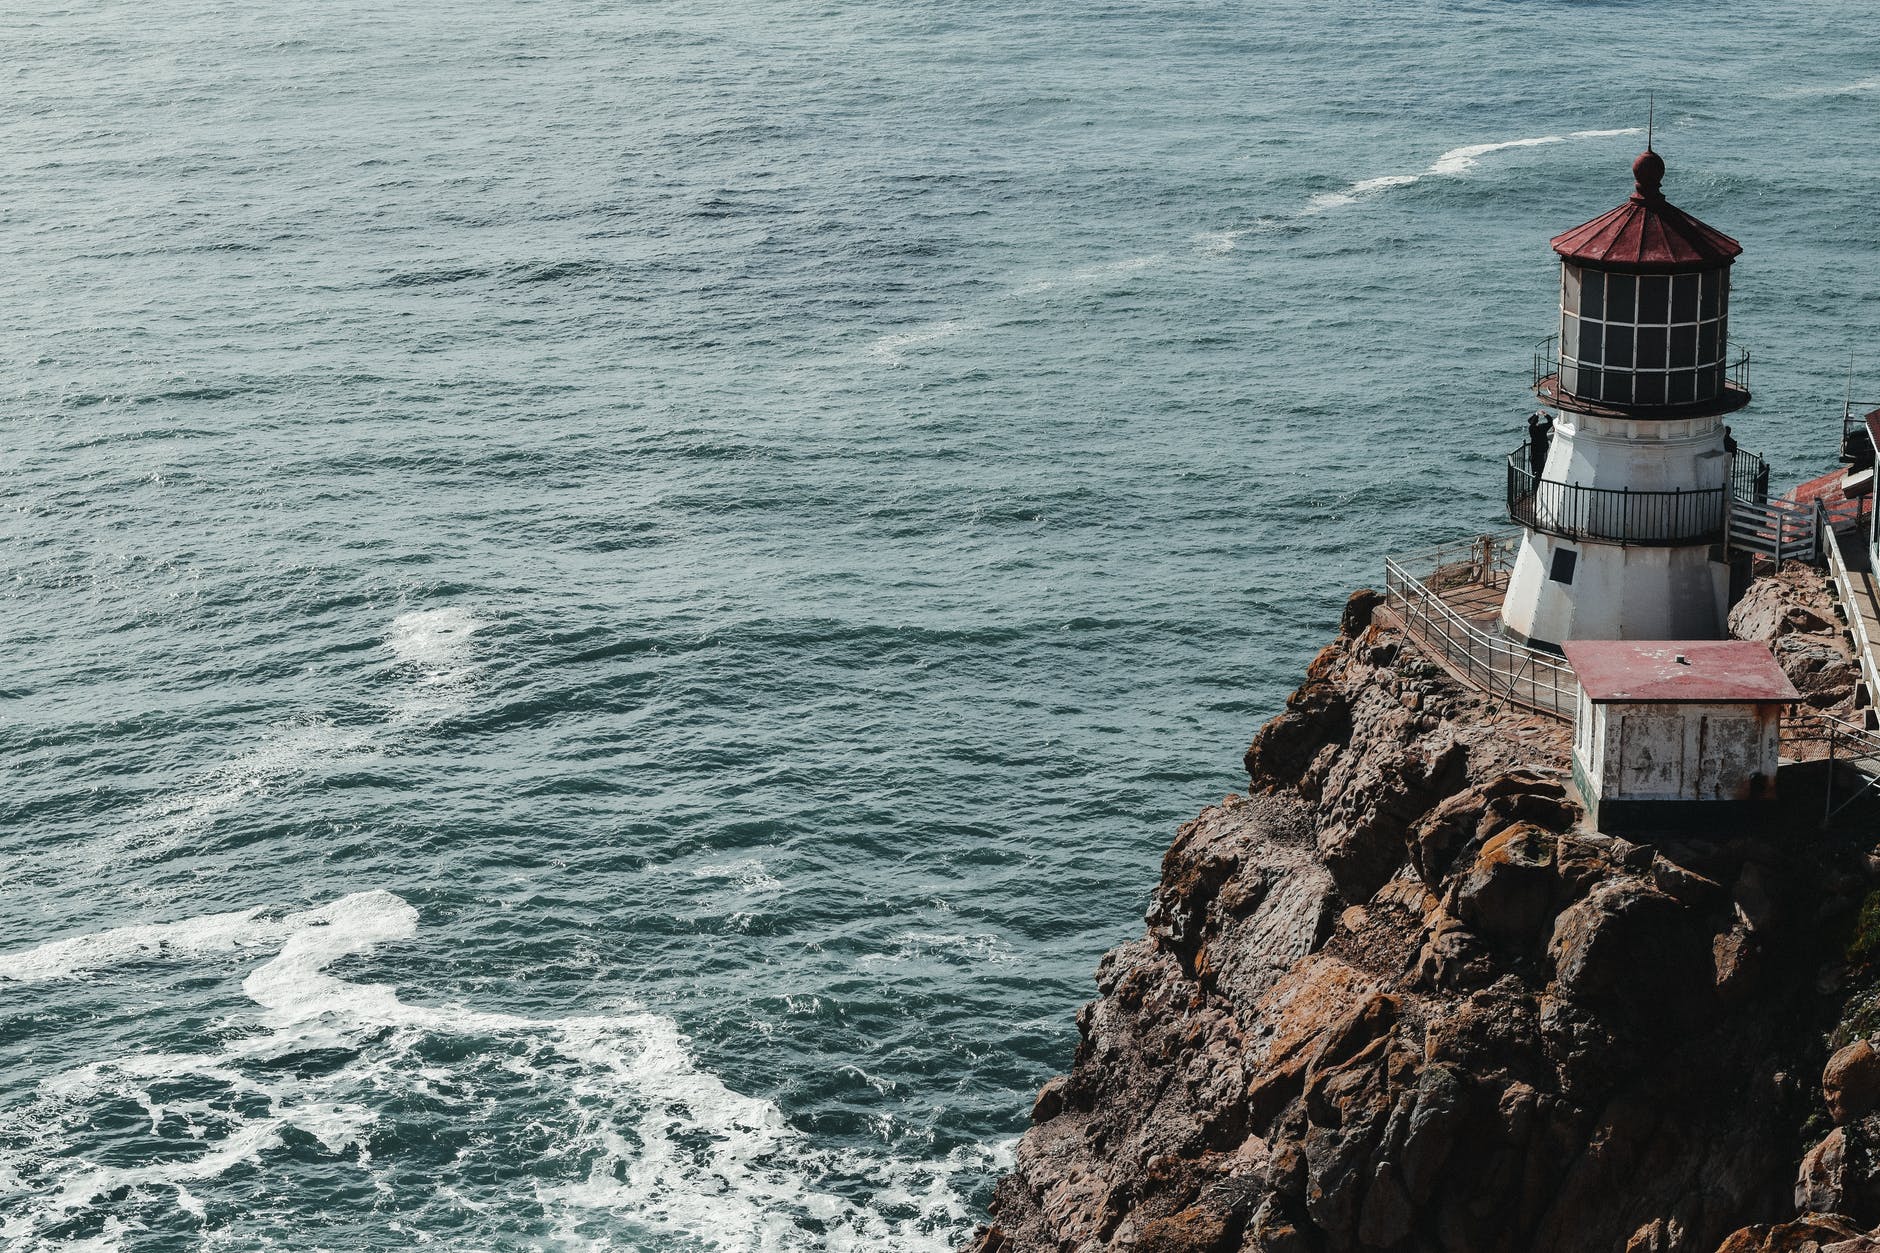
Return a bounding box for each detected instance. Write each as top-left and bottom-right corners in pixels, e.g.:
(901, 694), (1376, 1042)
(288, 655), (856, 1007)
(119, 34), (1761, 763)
(1, 1), (1876, 1248)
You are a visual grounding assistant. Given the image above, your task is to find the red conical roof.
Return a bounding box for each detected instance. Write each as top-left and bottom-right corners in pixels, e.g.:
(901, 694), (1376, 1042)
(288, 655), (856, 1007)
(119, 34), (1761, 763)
(1550, 150), (1742, 270)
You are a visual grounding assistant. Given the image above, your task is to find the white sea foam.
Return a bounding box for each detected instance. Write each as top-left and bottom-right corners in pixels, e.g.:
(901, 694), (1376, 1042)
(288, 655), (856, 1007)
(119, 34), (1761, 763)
(1, 890), (992, 1251)
(0, 907), (272, 983)
(1301, 126), (1645, 213)
(385, 606), (485, 724)
(1068, 254), (1161, 280)
(109, 719), (371, 863)
(1776, 76), (1880, 97)
(868, 320), (969, 365)
(690, 858), (782, 892)
(1305, 173), (1419, 211)
(1193, 222), (1283, 254)
(387, 607), (481, 681)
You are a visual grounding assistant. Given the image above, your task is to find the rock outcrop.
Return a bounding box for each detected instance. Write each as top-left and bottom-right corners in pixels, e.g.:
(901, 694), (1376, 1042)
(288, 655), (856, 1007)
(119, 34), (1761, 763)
(970, 571), (1880, 1253)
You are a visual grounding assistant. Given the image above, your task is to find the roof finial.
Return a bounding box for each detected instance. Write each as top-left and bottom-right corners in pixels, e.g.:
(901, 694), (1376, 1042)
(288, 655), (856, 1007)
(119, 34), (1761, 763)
(1633, 95), (1665, 199)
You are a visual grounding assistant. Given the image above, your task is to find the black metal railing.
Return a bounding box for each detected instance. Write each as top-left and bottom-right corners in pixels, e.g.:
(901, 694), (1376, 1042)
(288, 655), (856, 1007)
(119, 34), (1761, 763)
(1506, 442), (1733, 546)
(1383, 542), (1579, 722)
(1732, 446), (1769, 505)
(1844, 399), (1880, 464)
(1531, 334), (1750, 409)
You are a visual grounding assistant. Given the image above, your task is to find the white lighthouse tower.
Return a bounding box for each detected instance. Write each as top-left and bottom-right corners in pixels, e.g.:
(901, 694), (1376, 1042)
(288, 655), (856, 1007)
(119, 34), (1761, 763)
(1500, 147), (1751, 651)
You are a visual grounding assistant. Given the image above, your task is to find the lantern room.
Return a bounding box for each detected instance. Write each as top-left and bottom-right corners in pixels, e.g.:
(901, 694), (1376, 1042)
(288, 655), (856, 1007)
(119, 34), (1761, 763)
(1544, 150), (1747, 417)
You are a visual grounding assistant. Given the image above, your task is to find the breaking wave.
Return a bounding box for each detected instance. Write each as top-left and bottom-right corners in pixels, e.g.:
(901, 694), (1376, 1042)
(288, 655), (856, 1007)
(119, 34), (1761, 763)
(0, 892), (994, 1251)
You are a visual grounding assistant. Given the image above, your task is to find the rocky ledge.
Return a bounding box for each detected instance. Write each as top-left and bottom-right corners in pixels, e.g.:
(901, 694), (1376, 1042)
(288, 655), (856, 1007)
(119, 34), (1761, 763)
(970, 566), (1880, 1253)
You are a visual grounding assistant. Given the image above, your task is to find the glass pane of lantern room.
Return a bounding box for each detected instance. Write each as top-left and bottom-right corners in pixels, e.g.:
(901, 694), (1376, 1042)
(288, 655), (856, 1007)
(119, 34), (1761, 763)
(1671, 274), (1698, 323)
(1581, 269), (1605, 321)
(1638, 275), (1669, 324)
(1606, 273), (1636, 323)
(1635, 372), (1665, 405)
(1699, 270), (1719, 320)
(1668, 369), (1695, 404)
(1562, 316), (1580, 360)
(1580, 318), (1603, 364)
(1563, 265), (1581, 315)
(1636, 325), (1667, 371)
(1604, 324), (1634, 369)
(1670, 323), (1696, 368)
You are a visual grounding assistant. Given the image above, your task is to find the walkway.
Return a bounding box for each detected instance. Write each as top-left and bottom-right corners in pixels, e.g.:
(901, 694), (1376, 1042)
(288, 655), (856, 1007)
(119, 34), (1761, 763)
(1378, 538), (1579, 722)
(1826, 526), (1880, 724)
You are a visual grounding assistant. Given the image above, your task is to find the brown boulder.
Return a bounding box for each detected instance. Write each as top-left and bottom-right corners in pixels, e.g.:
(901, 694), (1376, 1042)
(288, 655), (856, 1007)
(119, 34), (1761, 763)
(1453, 822), (1558, 944)
(1133, 1206), (1233, 1253)
(1775, 633), (1860, 709)
(1728, 571), (1837, 642)
(1549, 877), (1707, 1013)
(1341, 588), (1384, 638)
(1409, 787), (1487, 886)
(1245, 679), (1351, 793)
(1828, 1041), (1880, 1126)
(1715, 1214), (1869, 1253)
(1794, 1124), (1880, 1222)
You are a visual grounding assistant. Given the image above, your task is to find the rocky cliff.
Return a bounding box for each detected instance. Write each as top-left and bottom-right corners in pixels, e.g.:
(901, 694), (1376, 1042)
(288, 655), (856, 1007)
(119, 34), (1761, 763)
(970, 567), (1880, 1253)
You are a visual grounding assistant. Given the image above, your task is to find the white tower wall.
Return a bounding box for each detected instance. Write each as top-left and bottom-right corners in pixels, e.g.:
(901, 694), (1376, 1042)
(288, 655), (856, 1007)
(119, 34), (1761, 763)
(1500, 410), (1732, 649)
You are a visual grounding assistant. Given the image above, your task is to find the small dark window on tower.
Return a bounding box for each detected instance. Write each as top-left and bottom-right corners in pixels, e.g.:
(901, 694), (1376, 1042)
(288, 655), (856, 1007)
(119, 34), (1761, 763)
(1549, 548), (1578, 585)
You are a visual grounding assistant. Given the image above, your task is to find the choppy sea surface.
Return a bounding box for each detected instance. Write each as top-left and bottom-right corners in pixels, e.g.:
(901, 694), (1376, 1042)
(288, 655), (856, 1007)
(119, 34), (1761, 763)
(2, 2), (1876, 1248)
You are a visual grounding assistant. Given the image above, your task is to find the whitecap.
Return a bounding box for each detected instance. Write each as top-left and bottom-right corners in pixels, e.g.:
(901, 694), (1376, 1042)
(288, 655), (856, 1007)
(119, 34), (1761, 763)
(690, 858), (782, 892)
(385, 606), (486, 722)
(867, 320), (968, 366)
(387, 606), (482, 684)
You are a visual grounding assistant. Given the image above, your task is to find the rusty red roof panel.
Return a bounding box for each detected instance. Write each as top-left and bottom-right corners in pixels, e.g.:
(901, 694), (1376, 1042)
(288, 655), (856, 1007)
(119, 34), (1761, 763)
(1562, 640), (1799, 704)
(1551, 197), (1742, 269)
(1787, 466), (1851, 508)
(1551, 152), (1742, 270)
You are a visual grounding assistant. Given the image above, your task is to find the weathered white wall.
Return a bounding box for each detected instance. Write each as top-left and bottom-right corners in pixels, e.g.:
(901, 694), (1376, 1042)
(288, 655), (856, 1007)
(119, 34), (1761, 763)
(1576, 699), (1779, 803)
(1502, 410), (1732, 647)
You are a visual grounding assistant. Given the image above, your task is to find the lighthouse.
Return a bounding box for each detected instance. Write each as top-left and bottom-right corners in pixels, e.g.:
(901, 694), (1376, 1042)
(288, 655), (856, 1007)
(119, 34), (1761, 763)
(1499, 147), (1751, 651)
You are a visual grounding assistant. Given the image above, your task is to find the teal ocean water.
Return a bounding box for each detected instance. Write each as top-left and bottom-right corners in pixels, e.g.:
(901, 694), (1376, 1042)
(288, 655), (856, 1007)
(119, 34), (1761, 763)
(2, 2), (1876, 1248)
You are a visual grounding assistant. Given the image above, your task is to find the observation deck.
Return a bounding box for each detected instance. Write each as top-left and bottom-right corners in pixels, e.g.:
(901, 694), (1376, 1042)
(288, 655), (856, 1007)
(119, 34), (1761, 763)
(1506, 441), (1768, 547)
(1531, 335), (1751, 420)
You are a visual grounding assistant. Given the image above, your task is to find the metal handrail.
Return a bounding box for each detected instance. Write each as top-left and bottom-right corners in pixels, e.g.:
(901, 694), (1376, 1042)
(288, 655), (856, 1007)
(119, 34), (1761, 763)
(1731, 447), (1770, 505)
(1823, 525), (1880, 725)
(1531, 334), (1751, 402)
(1506, 442), (1729, 546)
(1383, 544), (1578, 722)
(1783, 707), (1880, 824)
(1843, 399), (1880, 450)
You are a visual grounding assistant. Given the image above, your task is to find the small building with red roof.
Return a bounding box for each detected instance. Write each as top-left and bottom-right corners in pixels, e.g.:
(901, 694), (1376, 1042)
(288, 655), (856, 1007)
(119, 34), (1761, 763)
(1562, 639), (1798, 833)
